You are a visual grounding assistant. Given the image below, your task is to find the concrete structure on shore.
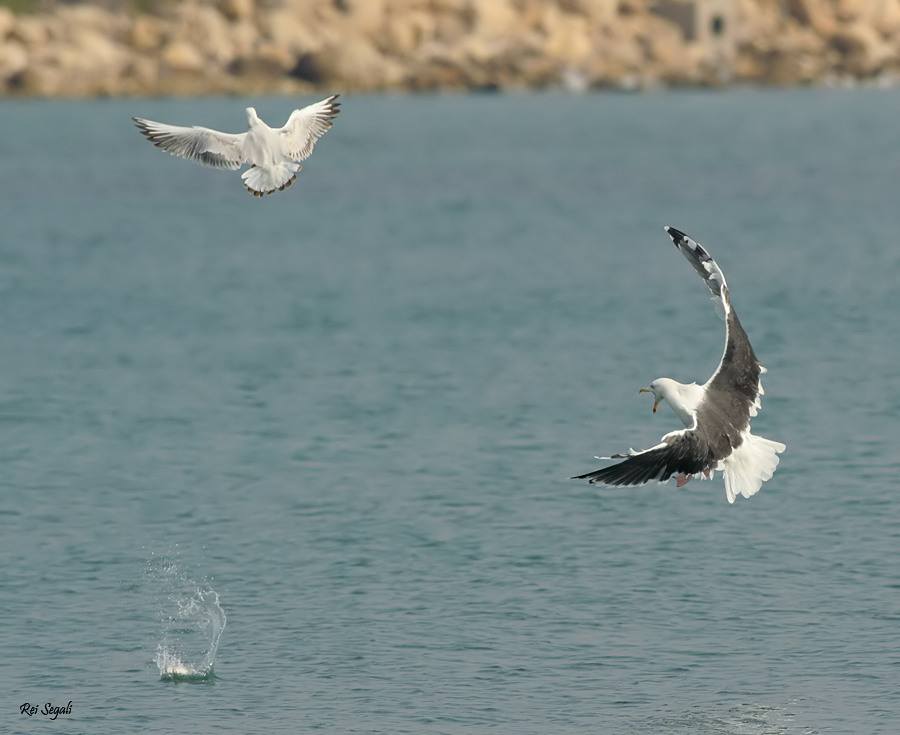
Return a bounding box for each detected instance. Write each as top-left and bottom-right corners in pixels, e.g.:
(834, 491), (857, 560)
(1, 0), (899, 97)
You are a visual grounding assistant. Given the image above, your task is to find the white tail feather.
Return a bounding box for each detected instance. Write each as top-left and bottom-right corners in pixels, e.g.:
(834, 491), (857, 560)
(720, 432), (786, 503)
(241, 162), (300, 196)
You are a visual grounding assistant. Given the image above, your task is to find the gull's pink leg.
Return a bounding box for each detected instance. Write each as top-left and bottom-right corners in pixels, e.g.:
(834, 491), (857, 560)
(675, 473), (691, 487)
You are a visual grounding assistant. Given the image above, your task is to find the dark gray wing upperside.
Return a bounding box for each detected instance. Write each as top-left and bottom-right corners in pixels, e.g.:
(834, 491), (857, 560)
(665, 226), (765, 434)
(571, 431), (712, 487)
(705, 309), (763, 431)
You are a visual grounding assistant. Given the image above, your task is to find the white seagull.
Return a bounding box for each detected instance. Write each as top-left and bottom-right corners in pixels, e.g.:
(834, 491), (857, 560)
(132, 95), (341, 196)
(573, 227), (785, 503)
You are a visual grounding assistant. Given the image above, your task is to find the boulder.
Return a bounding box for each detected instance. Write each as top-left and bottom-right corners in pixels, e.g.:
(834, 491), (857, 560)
(56, 4), (124, 37)
(0, 39), (27, 82)
(471, 0), (521, 39)
(219, 0), (255, 23)
(11, 15), (52, 46)
(173, 4), (236, 65)
(337, 0), (387, 35)
(129, 15), (165, 52)
(160, 40), (206, 73)
(830, 21), (894, 73)
(541, 6), (594, 66)
(380, 10), (437, 56)
(786, 0), (837, 35)
(313, 36), (395, 88)
(258, 8), (324, 54)
(0, 7), (15, 38)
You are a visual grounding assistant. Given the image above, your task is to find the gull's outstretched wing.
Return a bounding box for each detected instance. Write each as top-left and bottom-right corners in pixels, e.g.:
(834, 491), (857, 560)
(572, 429), (715, 487)
(666, 226), (766, 423)
(279, 95), (341, 162)
(665, 226), (729, 320)
(132, 118), (245, 170)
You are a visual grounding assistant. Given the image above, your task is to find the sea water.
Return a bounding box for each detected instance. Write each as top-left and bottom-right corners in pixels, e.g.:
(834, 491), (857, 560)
(0, 88), (898, 734)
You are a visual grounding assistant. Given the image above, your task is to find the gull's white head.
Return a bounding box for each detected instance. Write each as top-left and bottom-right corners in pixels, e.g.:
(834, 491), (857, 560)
(639, 378), (702, 429)
(245, 107), (259, 125)
(639, 378), (677, 414)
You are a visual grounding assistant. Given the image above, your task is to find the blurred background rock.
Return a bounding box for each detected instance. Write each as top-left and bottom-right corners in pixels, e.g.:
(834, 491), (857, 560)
(1, 0), (899, 96)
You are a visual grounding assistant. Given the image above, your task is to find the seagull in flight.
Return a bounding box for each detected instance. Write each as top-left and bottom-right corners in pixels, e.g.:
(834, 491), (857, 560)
(572, 227), (785, 503)
(132, 95), (341, 196)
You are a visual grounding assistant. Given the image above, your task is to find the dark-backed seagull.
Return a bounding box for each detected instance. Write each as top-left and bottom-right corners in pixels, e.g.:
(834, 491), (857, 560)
(132, 95), (341, 197)
(573, 227), (785, 503)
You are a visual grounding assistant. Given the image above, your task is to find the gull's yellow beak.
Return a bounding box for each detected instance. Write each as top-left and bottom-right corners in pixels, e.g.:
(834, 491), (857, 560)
(639, 387), (660, 413)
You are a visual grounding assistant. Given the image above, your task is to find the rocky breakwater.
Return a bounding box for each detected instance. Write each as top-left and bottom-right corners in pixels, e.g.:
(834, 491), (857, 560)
(735, 0), (900, 83)
(1, 0), (900, 97)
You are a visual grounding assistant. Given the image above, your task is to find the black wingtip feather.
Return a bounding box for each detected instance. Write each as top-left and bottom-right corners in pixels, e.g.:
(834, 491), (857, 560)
(664, 226), (687, 245)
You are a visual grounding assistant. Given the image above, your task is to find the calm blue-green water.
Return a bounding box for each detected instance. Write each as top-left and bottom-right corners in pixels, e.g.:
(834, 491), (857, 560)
(1, 89), (899, 734)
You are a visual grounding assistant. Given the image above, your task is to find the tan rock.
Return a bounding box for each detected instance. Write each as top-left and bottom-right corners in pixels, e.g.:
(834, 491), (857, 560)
(541, 7), (594, 65)
(786, 0), (837, 35)
(254, 41), (296, 72)
(56, 4), (123, 36)
(338, 0), (387, 35)
(835, 0), (869, 21)
(69, 27), (130, 73)
(429, 0), (470, 11)
(645, 16), (695, 77)
(14, 65), (66, 96)
(433, 8), (471, 43)
(258, 8), (324, 53)
(0, 39), (27, 81)
(838, 0), (900, 33)
(737, 24), (831, 84)
(219, 0), (255, 23)
(830, 21), (894, 73)
(872, 0), (900, 33)
(173, 4), (236, 65)
(316, 36), (391, 87)
(129, 15), (165, 52)
(11, 15), (51, 46)
(161, 40), (206, 73)
(570, 0), (620, 23)
(0, 7), (15, 38)
(125, 55), (161, 91)
(735, 0), (781, 42)
(226, 18), (259, 59)
(381, 10), (437, 56)
(472, 0), (520, 39)
(592, 22), (645, 78)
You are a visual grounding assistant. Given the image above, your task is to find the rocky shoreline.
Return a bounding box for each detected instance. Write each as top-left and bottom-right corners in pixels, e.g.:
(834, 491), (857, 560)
(1, 0), (900, 97)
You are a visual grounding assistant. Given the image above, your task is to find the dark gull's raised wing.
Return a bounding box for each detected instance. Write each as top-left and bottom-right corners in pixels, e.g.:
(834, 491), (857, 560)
(665, 226), (728, 316)
(665, 226), (766, 432)
(572, 430), (712, 486)
(132, 118), (245, 170)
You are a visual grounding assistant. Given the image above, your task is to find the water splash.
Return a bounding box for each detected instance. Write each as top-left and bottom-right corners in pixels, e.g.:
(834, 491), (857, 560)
(146, 553), (226, 682)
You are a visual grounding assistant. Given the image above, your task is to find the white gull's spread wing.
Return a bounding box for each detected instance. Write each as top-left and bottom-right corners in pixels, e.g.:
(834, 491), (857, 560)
(573, 227), (785, 502)
(131, 119), (245, 170)
(132, 95), (341, 196)
(279, 94), (342, 162)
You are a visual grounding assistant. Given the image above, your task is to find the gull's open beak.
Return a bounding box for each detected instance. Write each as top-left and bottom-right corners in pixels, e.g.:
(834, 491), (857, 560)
(639, 387), (660, 413)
